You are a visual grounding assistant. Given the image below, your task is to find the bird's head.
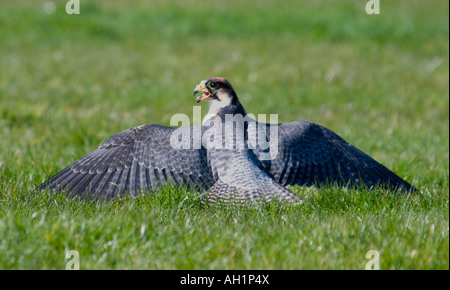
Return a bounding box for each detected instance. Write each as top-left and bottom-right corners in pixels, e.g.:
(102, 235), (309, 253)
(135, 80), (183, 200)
(194, 77), (237, 106)
(194, 78), (246, 122)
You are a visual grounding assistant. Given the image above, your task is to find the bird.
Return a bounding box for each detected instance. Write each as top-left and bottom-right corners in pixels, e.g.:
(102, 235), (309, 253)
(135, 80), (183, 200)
(37, 77), (416, 203)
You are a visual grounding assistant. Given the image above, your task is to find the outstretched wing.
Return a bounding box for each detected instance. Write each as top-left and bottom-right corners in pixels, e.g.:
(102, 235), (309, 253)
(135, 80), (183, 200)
(260, 120), (415, 192)
(38, 124), (214, 199)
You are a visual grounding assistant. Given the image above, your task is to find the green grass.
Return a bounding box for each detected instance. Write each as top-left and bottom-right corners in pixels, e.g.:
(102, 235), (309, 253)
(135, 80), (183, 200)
(0, 186), (447, 269)
(0, 0), (448, 269)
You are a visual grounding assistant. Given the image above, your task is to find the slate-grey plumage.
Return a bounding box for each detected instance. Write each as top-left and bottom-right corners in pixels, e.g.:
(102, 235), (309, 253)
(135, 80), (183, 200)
(38, 77), (416, 202)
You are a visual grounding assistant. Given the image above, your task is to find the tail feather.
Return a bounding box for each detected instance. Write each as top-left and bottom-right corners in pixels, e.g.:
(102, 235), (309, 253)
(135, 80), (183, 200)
(203, 178), (301, 204)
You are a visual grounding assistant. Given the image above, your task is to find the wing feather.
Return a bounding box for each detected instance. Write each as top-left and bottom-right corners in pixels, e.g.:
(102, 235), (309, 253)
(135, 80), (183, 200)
(261, 120), (415, 192)
(38, 124), (214, 199)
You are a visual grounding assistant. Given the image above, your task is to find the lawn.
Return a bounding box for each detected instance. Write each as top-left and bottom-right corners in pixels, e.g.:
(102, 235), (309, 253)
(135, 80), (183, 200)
(0, 0), (448, 269)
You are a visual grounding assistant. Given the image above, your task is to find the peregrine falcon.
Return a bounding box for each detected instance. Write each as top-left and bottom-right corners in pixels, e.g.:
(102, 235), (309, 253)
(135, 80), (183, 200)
(38, 78), (416, 202)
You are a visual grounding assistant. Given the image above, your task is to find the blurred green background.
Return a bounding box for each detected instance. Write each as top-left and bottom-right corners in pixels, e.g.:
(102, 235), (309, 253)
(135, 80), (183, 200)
(0, 0), (448, 269)
(1, 0), (448, 177)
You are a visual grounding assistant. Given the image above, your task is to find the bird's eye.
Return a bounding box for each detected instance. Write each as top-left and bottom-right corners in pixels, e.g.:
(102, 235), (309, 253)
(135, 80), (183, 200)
(208, 82), (217, 89)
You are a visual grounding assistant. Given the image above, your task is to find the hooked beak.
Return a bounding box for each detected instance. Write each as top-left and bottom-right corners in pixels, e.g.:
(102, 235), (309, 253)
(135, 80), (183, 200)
(194, 81), (211, 103)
